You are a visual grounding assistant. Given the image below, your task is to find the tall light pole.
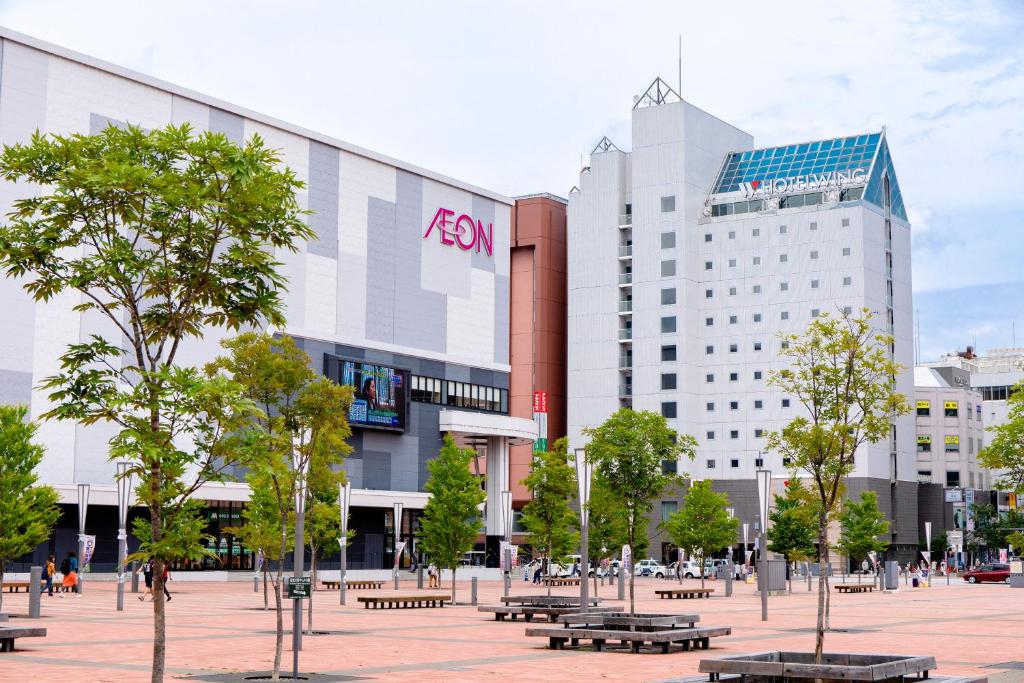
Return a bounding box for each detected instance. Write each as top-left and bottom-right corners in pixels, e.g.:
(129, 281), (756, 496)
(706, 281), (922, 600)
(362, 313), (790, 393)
(756, 469), (771, 622)
(924, 521), (932, 588)
(115, 463), (132, 611)
(77, 483), (90, 595)
(393, 501), (404, 588)
(291, 430), (310, 678)
(574, 448), (593, 609)
(500, 489), (513, 596)
(339, 482), (351, 605)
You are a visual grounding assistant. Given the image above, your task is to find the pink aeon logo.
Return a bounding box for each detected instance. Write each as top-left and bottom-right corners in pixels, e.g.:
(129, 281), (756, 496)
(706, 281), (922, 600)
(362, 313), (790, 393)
(423, 208), (493, 257)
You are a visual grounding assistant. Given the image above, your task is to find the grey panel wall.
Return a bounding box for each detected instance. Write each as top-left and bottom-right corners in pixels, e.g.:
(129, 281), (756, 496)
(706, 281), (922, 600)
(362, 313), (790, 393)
(0, 369), (32, 405)
(208, 107), (244, 143)
(307, 141), (339, 258)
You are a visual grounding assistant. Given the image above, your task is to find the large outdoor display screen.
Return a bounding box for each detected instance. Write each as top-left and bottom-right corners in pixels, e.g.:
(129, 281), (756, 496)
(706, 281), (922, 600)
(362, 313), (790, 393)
(326, 356), (408, 432)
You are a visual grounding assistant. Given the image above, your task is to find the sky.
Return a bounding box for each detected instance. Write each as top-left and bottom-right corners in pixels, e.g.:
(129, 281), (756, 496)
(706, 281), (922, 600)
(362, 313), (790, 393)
(1, 0), (1021, 363)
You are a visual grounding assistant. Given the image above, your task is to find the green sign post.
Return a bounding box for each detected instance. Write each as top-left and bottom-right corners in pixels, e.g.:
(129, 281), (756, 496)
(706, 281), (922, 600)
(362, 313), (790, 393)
(286, 576), (311, 599)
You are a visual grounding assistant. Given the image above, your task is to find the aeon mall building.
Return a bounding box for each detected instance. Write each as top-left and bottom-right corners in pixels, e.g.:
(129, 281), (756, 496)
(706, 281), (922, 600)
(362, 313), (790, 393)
(0, 27), (547, 572)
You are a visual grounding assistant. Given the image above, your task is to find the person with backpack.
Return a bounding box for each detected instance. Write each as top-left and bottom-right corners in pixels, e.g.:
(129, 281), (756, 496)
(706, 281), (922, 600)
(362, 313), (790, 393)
(40, 555), (56, 596)
(138, 558), (155, 601)
(60, 551), (79, 596)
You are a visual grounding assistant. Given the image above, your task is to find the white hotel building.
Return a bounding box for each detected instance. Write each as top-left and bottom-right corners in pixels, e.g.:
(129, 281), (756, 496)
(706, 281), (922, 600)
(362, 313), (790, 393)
(568, 79), (919, 561)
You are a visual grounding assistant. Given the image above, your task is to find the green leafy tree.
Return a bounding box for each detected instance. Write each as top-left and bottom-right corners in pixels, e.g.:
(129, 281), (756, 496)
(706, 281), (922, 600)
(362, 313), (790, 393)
(968, 505), (1024, 561)
(766, 480), (818, 592)
(583, 408), (696, 613)
(0, 123), (310, 682)
(209, 333), (352, 680)
(587, 473), (629, 596)
(979, 380), (1024, 494)
(228, 472), (287, 611)
(520, 438), (578, 594)
(662, 481), (738, 589)
(836, 491), (890, 582)
(417, 435), (486, 604)
(767, 309), (909, 661)
(0, 405), (60, 612)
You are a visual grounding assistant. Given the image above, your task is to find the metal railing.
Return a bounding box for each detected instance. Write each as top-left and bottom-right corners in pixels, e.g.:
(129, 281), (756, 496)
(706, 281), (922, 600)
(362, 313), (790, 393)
(619, 355), (632, 369)
(619, 328), (633, 340)
(618, 272), (633, 285)
(618, 214), (632, 226)
(618, 300), (632, 313)
(618, 245), (633, 257)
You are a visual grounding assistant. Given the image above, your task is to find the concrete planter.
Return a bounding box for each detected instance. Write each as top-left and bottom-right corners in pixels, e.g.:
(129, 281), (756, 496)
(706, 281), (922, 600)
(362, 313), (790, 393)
(699, 651), (937, 682)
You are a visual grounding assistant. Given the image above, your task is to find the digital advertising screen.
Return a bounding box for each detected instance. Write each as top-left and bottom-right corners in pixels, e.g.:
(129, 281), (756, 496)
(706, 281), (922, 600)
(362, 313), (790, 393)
(327, 356), (408, 432)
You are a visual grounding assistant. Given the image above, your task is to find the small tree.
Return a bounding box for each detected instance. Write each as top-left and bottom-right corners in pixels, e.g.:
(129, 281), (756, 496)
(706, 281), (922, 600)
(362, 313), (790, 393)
(979, 379), (1024, 494)
(583, 408), (695, 613)
(0, 123), (310, 683)
(587, 473), (629, 596)
(0, 405), (60, 612)
(520, 438), (578, 594)
(662, 481), (738, 589)
(417, 435), (486, 604)
(836, 491), (890, 582)
(766, 480), (818, 592)
(210, 333), (352, 681)
(767, 309), (909, 661)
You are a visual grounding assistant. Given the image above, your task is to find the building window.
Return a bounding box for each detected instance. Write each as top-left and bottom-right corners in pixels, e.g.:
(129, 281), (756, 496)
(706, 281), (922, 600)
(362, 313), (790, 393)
(705, 233), (712, 243)
(661, 260), (676, 277)
(945, 401), (958, 417)
(661, 345), (677, 361)
(782, 398), (790, 407)
(917, 401), (930, 417)
(753, 256), (761, 266)
(706, 345), (714, 355)
(706, 431), (716, 440)
(946, 471), (960, 487)
(661, 373), (677, 390)
(811, 308), (820, 318)
(810, 250), (819, 260)
(842, 306), (852, 314)
(781, 311), (789, 321)
(728, 258), (737, 267)
(842, 247), (851, 256)
(781, 341), (789, 349)
(730, 401), (738, 410)
(754, 371), (763, 380)
(661, 195), (676, 212)
(705, 289), (714, 299)
(753, 313), (762, 323)
(754, 429), (764, 438)
(753, 341), (762, 351)
(753, 285), (762, 294)
(842, 218), (850, 227)
(780, 225), (788, 234)
(753, 228), (760, 237)
(779, 254), (788, 263)
(438, 378), (509, 413)
(707, 459), (716, 468)
(705, 317), (714, 327)
(661, 401), (677, 418)
(728, 230), (736, 239)
(782, 457), (791, 467)
(917, 435), (931, 452)
(729, 315), (738, 324)
(730, 459), (740, 468)
(729, 343), (738, 353)
(660, 500), (679, 521)
(661, 288), (676, 305)
(705, 261), (713, 270)
(706, 374), (715, 383)
(754, 400), (763, 409)
(662, 459), (678, 475)
(755, 457), (764, 467)
(810, 222), (818, 230)
(729, 287), (737, 296)
(730, 430), (739, 439)
(706, 402), (715, 411)
(945, 435), (959, 452)
(918, 469), (931, 479)
(661, 231), (676, 249)
(661, 316), (677, 333)
(729, 372), (738, 382)
(780, 282), (789, 291)
(811, 279), (819, 289)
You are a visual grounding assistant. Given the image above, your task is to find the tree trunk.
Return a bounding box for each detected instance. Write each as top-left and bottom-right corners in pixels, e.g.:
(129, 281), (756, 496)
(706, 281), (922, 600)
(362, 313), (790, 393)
(272, 567), (283, 682)
(815, 516), (828, 663)
(307, 551), (316, 634)
(451, 566), (457, 605)
(263, 565), (268, 610)
(699, 553), (705, 589)
(593, 569), (598, 598)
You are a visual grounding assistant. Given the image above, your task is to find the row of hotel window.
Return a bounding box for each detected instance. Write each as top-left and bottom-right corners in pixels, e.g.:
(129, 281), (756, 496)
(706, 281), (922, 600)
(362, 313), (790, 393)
(409, 375), (508, 414)
(660, 309), (853, 332)
(978, 385), (1017, 401)
(661, 455), (774, 476)
(915, 434), (982, 453)
(915, 400), (981, 420)
(657, 219), (853, 252)
(660, 250), (853, 278)
(708, 188), (865, 217)
(918, 470), (972, 488)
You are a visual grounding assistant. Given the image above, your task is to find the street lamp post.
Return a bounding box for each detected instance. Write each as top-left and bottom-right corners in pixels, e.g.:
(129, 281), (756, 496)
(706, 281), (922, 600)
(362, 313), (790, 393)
(339, 482), (351, 605)
(115, 462), (132, 611)
(500, 489), (513, 597)
(291, 431), (310, 678)
(574, 448), (593, 609)
(924, 521), (932, 588)
(756, 469), (771, 622)
(77, 483), (90, 595)
(393, 501), (404, 590)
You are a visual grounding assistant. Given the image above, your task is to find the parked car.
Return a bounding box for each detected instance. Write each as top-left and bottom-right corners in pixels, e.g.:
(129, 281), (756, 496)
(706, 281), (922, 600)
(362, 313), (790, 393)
(672, 560), (712, 579)
(634, 558), (668, 578)
(963, 563), (1011, 584)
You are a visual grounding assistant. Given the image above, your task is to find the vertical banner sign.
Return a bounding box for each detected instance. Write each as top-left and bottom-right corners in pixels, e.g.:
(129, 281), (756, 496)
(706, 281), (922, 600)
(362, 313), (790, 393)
(999, 549), (1008, 563)
(393, 541), (406, 570)
(965, 489), (975, 531)
(622, 545), (632, 575)
(255, 549), (264, 575)
(79, 534), (97, 567)
(499, 541), (509, 571)
(532, 391), (548, 453)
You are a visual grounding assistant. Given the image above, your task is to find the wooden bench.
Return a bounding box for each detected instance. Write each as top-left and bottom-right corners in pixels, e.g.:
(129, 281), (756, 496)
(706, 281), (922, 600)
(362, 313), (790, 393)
(500, 595), (599, 606)
(834, 584), (875, 593)
(357, 594), (449, 609)
(656, 588), (714, 599)
(526, 625), (731, 654)
(2, 582), (41, 593)
(677, 675), (984, 683)
(542, 577), (581, 586)
(557, 612), (699, 630)
(0, 627), (47, 652)
(479, 605), (622, 623)
(322, 579), (385, 590)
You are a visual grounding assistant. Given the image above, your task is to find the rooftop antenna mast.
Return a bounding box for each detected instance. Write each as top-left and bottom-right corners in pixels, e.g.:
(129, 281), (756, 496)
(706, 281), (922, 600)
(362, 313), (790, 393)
(678, 34), (682, 98)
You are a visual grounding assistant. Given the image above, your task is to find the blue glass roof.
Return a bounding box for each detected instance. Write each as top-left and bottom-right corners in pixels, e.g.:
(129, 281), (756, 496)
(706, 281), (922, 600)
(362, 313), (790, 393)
(710, 131), (907, 221)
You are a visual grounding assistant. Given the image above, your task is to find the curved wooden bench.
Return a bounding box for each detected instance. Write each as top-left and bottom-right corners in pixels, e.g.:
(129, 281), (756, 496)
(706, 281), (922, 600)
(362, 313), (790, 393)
(357, 594), (449, 609)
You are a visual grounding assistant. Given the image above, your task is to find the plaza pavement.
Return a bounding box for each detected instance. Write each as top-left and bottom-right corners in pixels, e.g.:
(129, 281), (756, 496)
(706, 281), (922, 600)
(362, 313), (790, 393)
(1, 574), (1023, 682)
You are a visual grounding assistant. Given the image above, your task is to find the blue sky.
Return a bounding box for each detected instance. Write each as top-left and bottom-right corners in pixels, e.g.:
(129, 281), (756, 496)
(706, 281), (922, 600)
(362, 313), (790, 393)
(1, 0), (1021, 363)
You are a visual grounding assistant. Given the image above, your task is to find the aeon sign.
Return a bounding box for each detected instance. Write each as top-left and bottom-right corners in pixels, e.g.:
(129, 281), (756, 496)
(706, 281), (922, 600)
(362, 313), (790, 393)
(740, 168), (867, 198)
(423, 208), (493, 257)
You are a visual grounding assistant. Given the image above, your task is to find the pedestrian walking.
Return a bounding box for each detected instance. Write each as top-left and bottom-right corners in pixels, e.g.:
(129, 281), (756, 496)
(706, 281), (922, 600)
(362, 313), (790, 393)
(60, 551), (79, 597)
(427, 563), (439, 589)
(162, 563), (172, 601)
(138, 558), (155, 601)
(40, 555), (56, 596)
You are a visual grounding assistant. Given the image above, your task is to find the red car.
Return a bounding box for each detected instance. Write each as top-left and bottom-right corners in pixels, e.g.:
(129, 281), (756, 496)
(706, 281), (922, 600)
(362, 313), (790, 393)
(963, 563), (1011, 584)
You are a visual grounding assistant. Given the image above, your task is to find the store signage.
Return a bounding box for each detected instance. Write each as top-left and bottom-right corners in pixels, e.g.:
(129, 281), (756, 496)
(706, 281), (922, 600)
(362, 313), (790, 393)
(286, 576), (311, 599)
(945, 489), (963, 503)
(533, 390), (549, 453)
(945, 435), (960, 445)
(917, 400), (930, 410)
(740, 168), (866, 198)
(917, 434), (931, 443)
(533, 391), (548, 413)
(944, 400), (959, 410)
(423, 207), (494, 257)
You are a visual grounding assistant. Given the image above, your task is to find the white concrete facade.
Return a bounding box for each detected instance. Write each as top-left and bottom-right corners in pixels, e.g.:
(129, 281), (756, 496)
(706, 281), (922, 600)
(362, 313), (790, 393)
(914, 367), (988, 490)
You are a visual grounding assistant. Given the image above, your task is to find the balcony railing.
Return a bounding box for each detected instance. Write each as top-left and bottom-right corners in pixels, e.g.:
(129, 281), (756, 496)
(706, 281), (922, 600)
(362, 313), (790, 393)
(618, 272), (633, 285)
(618, 245), (633, 258)
(619, 355), (632, 369)
(618, 328), (632, 341)
(618, 213), (632, 226)
(618, 300), (632, 313)
(618, 385), (633, 397)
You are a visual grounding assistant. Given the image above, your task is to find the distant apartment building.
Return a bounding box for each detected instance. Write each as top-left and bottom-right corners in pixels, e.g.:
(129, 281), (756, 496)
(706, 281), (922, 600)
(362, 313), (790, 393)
(914, 367), (987, 490)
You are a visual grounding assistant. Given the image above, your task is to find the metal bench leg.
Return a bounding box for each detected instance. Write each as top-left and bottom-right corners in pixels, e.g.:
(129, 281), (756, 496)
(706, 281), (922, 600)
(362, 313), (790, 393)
(682, 640), (690, 651)
(662, 642), (670, 654)
(549, 637), (565, 650)
(593, 639), (605, 652)
(570, 638), (579, 646)
(1, 639), (11, 653)
(631, 641), (643, 653)
(701, 637), (710, 649)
